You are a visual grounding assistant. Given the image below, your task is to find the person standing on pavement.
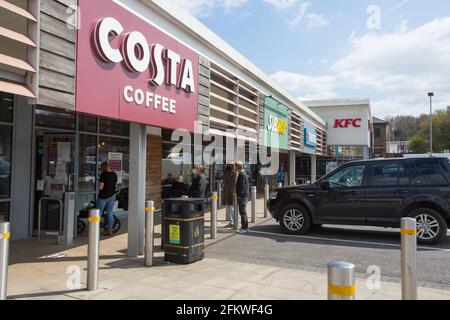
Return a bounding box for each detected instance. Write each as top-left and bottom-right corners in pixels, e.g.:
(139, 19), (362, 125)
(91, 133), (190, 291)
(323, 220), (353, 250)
(188, 165), (208, 198)
(235, 161), (249, 233)
(97, 161), (118, 236)
(222, 161), (237, 228)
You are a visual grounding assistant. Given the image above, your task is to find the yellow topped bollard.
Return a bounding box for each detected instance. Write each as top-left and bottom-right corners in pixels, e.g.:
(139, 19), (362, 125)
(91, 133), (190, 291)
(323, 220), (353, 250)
(87, 209), (100, 291)
(145, 201), (155, 267)
(0, 222), (10, 300)
(327, 261), (356, 300)
(401, 217), (417, 300)
(210, 192), (218, 240)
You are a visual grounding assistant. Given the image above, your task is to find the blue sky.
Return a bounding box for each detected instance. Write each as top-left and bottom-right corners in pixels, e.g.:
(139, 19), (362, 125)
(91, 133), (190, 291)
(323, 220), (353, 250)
(171, 0), (450, 118)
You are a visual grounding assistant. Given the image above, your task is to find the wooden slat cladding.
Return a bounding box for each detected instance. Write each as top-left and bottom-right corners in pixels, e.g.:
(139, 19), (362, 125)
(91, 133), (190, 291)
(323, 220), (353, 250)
(39, 68), (75, 93)
(39, 87), (75, 110)
(38, 0), (77, 110)
(146, 134), (162, 210)
(0, 0), (38, 99)
(198, 56), (211, 131)
(315, 128), (327, 156)
(40, 12), (76, 42)
(209, 62), (260, 141)
(210, 64), (238, 135)
(258, 92), (265, 145)
(40, 49), (75, 77)
(290, 111), (304, 152)
(40, 0), (76, 27)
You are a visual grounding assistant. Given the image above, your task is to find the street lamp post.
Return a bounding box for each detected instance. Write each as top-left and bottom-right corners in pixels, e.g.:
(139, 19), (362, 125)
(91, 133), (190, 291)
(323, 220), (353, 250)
(428, 92), (434, 154)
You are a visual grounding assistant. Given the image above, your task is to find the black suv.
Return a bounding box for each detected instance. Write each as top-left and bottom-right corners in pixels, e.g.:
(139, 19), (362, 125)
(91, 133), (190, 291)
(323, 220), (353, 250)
(268, 156), (450, 245)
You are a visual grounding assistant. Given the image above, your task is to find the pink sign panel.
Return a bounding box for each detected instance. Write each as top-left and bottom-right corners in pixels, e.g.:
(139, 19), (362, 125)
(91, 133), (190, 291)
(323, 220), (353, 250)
(76, 0), (199, 132)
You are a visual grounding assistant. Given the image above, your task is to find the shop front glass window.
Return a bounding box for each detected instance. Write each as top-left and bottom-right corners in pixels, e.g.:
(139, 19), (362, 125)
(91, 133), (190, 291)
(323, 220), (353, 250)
(100, 118), (130, 136)
(0, 126), (12, 200)
(98, 137), (130, 189)
(35, 106), (76, 130)
(0, 92), (13, 123)
(162, 141), (193, 199)
(79, 134), (97, 192)
(76, 193), (96, 215)
(79, 114), (98, 133)
(0, 202), (9, 222)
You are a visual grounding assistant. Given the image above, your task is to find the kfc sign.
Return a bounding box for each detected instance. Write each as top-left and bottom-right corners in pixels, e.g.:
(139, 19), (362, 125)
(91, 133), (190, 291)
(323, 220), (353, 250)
(334, 118), (362, 129)
(76, 0), (199, 132)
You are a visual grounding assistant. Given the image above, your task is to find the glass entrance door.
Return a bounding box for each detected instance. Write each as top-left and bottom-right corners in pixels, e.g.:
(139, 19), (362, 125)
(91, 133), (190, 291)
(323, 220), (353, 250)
(34, 134), (76, 234)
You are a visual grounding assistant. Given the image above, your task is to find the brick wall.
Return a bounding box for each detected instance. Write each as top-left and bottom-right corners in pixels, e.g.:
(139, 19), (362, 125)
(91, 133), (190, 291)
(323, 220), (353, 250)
(146, 134), (162, 209)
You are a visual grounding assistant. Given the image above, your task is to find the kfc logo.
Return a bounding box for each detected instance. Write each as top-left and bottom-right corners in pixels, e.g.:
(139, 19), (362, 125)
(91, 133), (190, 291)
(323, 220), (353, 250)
(334, 118), (362, 128)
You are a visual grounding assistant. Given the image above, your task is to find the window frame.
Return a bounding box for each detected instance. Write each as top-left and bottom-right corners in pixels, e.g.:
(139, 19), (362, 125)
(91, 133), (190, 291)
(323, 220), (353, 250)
(366, 161), (413, 187)
(409, 158), (449, 186)
(327, 163), (369, 189)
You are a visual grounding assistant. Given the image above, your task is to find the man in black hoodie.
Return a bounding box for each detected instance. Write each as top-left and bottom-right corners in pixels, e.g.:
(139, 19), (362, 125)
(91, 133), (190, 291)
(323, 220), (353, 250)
(235, 161), (249, 233)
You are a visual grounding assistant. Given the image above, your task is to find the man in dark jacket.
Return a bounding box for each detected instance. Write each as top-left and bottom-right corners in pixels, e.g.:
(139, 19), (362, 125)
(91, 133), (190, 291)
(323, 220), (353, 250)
(188, 165), (208, 198)
(235, 161), (249, 233)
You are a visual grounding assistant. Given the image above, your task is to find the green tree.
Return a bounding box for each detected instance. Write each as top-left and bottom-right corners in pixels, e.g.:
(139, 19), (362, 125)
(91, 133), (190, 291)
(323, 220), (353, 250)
(409, 107), (450, 153)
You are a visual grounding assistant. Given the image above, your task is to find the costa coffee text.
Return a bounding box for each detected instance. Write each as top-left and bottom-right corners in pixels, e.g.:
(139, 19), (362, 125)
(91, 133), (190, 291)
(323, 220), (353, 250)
(93, 17), (196, 93)
(334, 118), (362, 128)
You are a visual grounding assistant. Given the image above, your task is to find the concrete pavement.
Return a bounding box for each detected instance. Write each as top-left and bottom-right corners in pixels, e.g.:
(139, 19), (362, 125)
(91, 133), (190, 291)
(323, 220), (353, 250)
(5, 198), (450, 300)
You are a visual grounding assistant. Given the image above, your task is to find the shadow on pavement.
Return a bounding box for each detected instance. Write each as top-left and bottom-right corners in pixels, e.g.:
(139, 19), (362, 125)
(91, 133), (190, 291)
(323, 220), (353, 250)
(7, 289), (86, 300)
(247, 222), (450, 252)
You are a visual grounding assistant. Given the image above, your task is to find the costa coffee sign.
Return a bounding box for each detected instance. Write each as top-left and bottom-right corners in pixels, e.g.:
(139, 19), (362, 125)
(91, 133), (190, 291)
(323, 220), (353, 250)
(76, 0), (198, 131)
(334, 118), (362, 129)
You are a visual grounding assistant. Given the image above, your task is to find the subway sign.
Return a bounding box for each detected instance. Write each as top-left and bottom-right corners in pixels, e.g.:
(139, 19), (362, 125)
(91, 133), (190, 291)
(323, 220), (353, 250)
(267, 114), (287, 136)
(263, 97), (289, 150)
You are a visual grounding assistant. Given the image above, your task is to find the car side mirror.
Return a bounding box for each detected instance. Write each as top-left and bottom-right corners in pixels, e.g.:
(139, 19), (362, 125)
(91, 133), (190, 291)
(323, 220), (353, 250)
(321, 181), (331, 190)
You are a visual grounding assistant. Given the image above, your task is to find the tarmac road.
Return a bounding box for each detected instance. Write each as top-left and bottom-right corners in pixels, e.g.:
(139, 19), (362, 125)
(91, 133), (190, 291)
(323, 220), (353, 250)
(206, 219), (450, 290)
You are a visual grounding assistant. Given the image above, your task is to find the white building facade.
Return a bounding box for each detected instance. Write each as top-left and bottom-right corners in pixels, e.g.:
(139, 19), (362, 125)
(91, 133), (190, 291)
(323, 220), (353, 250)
(303, 99), (373, 171)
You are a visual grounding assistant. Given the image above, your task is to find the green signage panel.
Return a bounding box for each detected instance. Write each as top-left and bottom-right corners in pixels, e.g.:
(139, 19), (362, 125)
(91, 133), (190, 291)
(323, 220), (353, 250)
(263, 97), (289, 150)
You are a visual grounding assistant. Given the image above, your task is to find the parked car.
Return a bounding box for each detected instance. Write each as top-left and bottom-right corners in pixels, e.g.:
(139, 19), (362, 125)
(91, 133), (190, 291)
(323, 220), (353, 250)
(268, 156), (450, 245)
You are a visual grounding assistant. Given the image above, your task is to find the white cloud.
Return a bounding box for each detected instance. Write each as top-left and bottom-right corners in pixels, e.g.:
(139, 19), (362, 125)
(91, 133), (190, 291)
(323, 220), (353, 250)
(271, 17), (450, 117)
(221, 0), (249, 10)
(389, 0), (409, 15)
(288, 2), (311, 28)
(305, 13), (330, 31)
(171, 0), (249, 17)
(262, 0), (299, 10)
(286, 2), (329, 31)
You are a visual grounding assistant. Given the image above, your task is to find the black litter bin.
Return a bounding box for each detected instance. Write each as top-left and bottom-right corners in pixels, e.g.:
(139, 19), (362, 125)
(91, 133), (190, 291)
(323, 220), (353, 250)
(162, 198), (205, 264)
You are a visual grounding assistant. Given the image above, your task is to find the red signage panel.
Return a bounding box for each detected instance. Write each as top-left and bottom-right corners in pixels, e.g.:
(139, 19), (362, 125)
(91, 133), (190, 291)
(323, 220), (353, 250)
(76, 0), (199, 132)
(333, 118), (362, 128)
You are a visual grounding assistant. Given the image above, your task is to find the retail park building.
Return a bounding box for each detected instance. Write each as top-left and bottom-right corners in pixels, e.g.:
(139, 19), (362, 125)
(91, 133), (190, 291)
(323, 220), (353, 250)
(0, 0), (376, 253)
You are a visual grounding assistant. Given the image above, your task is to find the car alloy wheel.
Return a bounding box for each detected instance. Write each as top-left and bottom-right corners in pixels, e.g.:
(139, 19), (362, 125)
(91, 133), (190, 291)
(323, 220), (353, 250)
(416, 213), (440, 241)
(283, 209), (305, 232)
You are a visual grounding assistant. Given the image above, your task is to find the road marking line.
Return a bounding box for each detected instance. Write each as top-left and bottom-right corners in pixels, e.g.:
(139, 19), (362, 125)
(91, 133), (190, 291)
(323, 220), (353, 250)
(248, 230), (450, 252)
